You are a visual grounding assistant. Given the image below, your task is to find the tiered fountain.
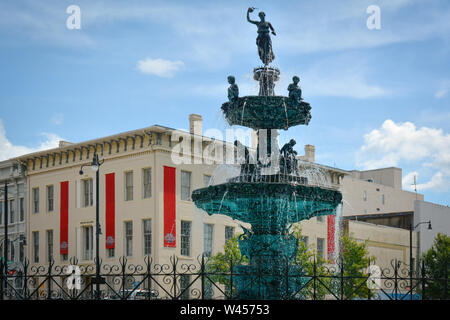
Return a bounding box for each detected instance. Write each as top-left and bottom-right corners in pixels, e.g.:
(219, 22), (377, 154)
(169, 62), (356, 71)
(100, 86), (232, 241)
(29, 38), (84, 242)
(192, 8), (342, 299)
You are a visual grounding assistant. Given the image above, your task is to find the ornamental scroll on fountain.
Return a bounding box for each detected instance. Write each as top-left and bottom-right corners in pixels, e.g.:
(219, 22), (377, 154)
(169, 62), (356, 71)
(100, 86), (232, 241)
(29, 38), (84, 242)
(192, 8), (342, 299)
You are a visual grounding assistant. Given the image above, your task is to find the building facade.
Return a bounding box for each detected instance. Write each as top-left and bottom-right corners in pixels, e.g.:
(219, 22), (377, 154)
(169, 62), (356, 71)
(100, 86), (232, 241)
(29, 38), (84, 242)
(0, 159), (27, 291)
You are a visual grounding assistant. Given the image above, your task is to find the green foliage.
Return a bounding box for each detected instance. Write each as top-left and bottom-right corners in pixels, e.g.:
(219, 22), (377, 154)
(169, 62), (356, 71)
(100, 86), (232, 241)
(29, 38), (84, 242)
(421, 233), (450, 299)
(291, 224), (331, 299)
(206, 235), (248, 296)
(339, 233), (373, 299)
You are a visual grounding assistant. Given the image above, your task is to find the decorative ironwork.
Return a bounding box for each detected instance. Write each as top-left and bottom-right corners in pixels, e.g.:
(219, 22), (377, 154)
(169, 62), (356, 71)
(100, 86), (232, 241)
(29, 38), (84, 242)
(0, 257), (447, 300)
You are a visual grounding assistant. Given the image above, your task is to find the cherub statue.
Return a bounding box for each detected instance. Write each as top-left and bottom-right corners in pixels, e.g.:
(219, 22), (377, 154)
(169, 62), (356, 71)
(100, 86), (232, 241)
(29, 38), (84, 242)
(247, 7), (276, 66)
(227, 75), (239, 103)
(287, 76), (302, 104)
(280, 139), (299, 175)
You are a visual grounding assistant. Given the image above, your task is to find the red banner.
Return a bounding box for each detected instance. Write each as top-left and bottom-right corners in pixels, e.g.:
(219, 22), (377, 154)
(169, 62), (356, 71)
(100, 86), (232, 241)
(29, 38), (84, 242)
(60, 181), (69, 254)
(327, 215), (335, 260)
(164, 166), (176, 247)
(105, 173), (115, 249)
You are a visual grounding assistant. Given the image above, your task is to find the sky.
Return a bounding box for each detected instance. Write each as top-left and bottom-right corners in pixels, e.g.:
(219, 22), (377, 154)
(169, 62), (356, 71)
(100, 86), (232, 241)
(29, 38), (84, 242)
(0, 0), (449, 206)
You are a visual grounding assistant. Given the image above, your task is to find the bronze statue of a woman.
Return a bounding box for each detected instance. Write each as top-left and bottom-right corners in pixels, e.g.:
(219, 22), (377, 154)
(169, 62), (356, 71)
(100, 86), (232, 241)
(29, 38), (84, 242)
(247, 7), (276, 66)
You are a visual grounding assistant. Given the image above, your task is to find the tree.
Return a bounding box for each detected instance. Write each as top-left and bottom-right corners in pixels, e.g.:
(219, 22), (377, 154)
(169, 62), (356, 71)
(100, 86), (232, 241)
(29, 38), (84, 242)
(206, 235), (247, 297)
(291, 224), (332, 299)
(421, 233), (450, 299)
(338, 233), (374, 299)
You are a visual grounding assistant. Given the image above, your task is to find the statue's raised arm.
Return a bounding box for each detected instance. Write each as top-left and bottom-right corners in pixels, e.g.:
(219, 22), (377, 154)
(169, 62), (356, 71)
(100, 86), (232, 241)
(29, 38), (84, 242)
(247, 7), (258, 25)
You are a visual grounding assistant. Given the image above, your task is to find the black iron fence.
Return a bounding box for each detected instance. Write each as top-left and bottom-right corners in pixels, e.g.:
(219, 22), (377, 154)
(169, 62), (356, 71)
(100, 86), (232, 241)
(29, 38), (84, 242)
(0, 256), (448, 300)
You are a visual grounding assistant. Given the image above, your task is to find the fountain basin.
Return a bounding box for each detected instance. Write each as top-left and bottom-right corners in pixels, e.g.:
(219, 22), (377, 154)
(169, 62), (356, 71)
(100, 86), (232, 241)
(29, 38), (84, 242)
(192, 182), (342, 226)
(221, 96), (311, 130)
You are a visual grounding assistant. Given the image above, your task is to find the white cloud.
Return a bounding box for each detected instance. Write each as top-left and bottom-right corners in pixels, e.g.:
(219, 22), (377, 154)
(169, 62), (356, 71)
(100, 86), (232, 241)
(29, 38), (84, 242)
(357, 119), (450, 192)
(137, 58), (184, 78)
(0, 119), (62, 161)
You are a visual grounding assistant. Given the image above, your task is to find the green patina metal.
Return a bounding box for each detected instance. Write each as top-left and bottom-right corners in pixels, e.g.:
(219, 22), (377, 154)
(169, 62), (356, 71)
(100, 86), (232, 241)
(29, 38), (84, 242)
(221, 96), (311, 130)
(192, 7), (342, 300)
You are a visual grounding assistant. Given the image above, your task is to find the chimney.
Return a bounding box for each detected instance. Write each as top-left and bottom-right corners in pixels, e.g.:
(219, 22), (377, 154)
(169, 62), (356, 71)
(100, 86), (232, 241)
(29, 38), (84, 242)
(59, 140), (74, 148)
(304, 144), (315, 162)
(189, 114), (202, 135)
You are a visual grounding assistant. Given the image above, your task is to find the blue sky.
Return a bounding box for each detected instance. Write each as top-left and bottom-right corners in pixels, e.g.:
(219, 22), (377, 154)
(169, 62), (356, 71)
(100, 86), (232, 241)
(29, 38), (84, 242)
(0, 0), (449, 205)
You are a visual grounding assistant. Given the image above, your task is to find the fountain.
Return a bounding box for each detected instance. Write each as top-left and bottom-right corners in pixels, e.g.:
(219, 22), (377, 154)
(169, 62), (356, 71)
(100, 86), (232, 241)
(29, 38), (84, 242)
(192, 7), (342, 299)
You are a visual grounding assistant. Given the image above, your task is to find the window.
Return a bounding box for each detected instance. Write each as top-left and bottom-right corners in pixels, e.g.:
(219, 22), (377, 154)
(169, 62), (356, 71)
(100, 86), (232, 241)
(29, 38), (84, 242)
(9, 199), (15, 223)
(33, 231), (39, 263)
(181, 171), (191, 201)
(82, 226), (93, 260)
(46, 230), (53, 262)
(203, 175), (211, 187)
(19, 241), (25, 262)
(10, 240), (15, 262)
(204, 224), (214, 257)
(317, 216), (323, 222)
(301, 236), (309, 247)
(225, 226), (235, 242)
(363, 190), (367, 201)
(156, 133), (162, 145)
(143, 168), (152, 199)
(47, 185), (54, 212)
(180, 275), (190, 300)
(125, 171), (133, 201)
(124, 221), (133, 257)
(0, 202), (2, 225)
(382, 194), (385, 205)
(317, 238), (324, 259)
(82, 179), (93, 207)
(61, 254), (68, 261)
(180, 221), (191, 256)
(19, 198), (24, 222)
(143, 219), (152, 256)
(107, 248), (115, 258)
(33, 188), (39, 213)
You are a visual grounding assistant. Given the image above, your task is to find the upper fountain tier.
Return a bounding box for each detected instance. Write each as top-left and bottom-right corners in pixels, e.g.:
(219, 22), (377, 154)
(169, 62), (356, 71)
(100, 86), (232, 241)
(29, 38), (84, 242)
(222, 67), (312, 130)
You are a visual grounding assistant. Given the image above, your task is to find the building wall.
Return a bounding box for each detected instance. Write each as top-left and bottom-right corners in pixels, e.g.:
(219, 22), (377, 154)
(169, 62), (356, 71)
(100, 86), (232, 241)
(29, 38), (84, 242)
(0, 160), (27, 270)
(21, 126), (241, 271)
(341, 170), (423, 216)
(414, 200), (450, 254)
(347, 220), (419, 271)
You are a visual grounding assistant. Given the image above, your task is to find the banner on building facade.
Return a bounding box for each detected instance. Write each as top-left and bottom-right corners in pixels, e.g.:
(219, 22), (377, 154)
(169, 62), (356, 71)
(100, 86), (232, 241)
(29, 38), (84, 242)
(60, 181), (69, 254)
(105, 173), (115, 249)
(327, 215), (335, 260)
(164, 166), (176, 247)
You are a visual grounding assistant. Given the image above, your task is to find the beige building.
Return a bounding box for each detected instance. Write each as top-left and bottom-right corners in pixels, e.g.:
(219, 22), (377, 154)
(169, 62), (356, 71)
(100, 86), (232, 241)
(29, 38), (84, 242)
(14, 115), (241, 277)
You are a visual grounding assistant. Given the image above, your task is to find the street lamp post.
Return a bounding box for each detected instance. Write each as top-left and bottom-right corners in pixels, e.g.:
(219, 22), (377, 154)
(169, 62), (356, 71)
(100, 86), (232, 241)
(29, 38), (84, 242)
(79, 152), (105, 299)
(409, 219), (432, 300)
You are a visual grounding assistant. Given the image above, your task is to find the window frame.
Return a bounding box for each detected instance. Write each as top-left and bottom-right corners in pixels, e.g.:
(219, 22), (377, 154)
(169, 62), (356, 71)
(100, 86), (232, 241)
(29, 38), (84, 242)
(143, 219), (152, 256)
(203, 224), (214, 257)
(180, 170), (192, 201)
(32, 188), (39, 214)
(47, 185), (54, 212)
(125, 171), (134, 201)
(142, 168), (152, 199)
(180, 220), (192, 257)
(124, 221), (133, 257)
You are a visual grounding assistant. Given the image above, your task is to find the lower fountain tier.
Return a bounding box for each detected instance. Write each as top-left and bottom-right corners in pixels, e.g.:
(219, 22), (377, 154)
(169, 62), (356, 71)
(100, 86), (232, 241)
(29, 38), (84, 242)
(192, 182), (342, 226)
(221, 96), (311, 130)
(233, 263), (309, 300)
